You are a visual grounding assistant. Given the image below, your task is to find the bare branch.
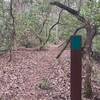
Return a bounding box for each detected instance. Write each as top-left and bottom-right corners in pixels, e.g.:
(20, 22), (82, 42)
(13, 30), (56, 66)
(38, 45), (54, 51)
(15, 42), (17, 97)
(40, 0), (67, 49)
(50, 1), (85, 22)
(40, 10), (63, 48)
(34, 11), (51, 43)
(44, 9), (63, 44)
(56, 26), (85, 58)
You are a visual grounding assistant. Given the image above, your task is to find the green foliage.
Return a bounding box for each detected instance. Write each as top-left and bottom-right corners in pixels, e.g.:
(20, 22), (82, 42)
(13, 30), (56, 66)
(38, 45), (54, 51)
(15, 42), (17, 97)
(84, 82), (93, 98)
(15, 0), (51, 46)
(80, 0), (100, 24)
(19, 34), (33, 48)
(39, 79), (51, 90)
(0, 0), (12, 52)
(15, 11), (40, 46)
(93, 36), (100, 51)
(0, 0), (99, 50)
(58, 13), (81, 41)
(16, 13), (38, 32)
(80, 0), (100, 51)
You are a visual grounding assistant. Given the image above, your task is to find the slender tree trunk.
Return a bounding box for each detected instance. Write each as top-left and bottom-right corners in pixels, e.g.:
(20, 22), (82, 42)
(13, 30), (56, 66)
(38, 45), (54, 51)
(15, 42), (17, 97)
(83, 21), (96, 98)
(83, 51), (93, 98)
(9, 0), (16, 62)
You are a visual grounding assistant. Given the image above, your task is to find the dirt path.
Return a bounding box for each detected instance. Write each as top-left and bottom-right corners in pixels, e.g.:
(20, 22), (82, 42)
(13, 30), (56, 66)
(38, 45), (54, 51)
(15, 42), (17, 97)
(0, 45), (99, 100)
(0, 45), (71, 100)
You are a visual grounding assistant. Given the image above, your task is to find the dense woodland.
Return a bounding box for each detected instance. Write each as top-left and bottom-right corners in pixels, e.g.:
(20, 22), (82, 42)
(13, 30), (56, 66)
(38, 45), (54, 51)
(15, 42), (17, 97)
(0, 0), (100, 51)
(0, 0), (100, 100)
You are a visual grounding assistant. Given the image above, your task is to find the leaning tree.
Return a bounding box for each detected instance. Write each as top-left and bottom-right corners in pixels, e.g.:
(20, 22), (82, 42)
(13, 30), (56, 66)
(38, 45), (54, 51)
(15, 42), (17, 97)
(50, 1), (100, 99)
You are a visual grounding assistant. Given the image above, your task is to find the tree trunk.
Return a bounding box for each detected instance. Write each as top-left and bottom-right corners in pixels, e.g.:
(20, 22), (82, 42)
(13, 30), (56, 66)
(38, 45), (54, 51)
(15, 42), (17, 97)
(83, 52), (93, 98)
(83, 21), (96, 98)
(50, 1), (98, 99)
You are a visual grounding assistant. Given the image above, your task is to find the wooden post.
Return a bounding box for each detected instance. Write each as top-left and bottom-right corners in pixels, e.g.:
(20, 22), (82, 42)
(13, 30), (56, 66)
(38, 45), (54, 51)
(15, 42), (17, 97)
(70, 35), (82, 100)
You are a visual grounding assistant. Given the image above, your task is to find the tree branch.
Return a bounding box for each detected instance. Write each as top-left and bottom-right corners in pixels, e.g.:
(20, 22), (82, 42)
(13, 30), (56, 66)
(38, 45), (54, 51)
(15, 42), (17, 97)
(40, 6), (64, 48)
(44, 9), (63, 44)
(39, 0), (67, 49)
(50, 1), (85, 22)
(56, 26), (85, 58)
(34, 11), (50, 43)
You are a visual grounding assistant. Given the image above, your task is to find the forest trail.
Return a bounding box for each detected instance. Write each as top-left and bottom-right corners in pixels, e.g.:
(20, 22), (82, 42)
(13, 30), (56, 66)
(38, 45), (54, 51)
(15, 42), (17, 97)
(0, 44), (71, 100)
(0, 44), (99, 100)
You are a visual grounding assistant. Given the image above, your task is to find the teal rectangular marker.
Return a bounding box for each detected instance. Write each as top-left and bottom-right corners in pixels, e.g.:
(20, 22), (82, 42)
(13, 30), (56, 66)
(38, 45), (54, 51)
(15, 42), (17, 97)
(71, 35), (82, 51)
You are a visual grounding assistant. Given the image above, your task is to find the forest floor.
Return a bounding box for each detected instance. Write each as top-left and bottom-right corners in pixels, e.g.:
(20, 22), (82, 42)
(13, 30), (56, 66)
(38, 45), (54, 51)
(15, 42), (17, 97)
(0, 44), (100, 100)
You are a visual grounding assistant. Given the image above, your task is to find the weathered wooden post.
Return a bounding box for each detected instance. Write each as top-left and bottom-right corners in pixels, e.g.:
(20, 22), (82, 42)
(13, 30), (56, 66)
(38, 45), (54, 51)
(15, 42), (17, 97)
(70, 35), (82, 100)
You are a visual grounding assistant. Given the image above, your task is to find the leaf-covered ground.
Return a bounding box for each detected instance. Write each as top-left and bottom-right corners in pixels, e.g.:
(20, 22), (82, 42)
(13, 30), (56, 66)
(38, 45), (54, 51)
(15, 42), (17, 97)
(0, 45), (100, 100)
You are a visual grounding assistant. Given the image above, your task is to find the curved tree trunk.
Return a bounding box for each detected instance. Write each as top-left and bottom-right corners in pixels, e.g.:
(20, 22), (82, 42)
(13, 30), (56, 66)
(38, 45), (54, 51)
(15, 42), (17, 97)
(50, 1), (98, 98)
(83, 21), (96, 98)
